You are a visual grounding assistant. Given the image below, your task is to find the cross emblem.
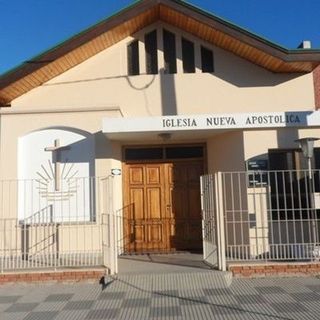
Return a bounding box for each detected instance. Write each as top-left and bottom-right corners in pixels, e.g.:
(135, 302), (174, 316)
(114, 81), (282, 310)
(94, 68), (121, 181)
(44, 139), (70, 191)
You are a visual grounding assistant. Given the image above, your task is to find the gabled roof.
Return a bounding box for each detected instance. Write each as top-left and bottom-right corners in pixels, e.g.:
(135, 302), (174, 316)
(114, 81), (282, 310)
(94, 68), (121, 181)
(1, 0), (320, 106)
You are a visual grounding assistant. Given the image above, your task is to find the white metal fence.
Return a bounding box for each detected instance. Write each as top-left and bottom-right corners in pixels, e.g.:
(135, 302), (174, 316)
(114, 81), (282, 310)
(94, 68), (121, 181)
(212, 170), (320, 265)
(0, 176), (117, 273)
(200, 175), (218, 268)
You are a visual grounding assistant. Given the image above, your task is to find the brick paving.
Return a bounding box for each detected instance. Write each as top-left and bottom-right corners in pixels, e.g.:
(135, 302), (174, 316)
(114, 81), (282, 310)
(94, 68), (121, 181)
(1, 275), (320, 319)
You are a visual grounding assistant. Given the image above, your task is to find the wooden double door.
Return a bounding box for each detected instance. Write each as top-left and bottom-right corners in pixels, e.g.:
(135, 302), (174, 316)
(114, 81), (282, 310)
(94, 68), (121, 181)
(123, 160), (204, 253)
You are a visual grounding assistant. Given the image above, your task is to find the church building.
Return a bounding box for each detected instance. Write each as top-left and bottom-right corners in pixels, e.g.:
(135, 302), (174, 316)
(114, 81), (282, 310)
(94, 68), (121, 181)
(1, 0), (320, 275)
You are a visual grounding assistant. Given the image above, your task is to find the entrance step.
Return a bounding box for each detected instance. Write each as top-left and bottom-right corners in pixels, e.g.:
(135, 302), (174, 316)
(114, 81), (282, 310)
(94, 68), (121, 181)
(115, 254), (232, 290)
(118, 253), (213, 274)
(107, 270), (232, 291)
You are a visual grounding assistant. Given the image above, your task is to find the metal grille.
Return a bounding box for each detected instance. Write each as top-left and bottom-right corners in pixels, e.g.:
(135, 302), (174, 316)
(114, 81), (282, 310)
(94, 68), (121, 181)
(216, 170), (320, 263)
(0, 176), (116, 273)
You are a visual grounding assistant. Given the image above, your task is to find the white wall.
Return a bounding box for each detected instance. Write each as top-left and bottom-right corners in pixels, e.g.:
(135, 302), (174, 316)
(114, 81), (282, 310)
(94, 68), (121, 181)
(18, 128), (94, 221)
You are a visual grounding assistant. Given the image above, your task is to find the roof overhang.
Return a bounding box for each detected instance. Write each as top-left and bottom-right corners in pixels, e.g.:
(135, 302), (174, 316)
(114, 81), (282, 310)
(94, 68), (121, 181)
(1, 0), (320, 106)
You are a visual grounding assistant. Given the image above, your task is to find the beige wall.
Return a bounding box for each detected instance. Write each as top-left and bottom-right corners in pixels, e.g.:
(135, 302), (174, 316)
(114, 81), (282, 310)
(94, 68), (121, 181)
(0, 110), (122, 180)
(244, 128), (320, 161)
(207, 131), (245, 173)
(10, 22), (315, 115)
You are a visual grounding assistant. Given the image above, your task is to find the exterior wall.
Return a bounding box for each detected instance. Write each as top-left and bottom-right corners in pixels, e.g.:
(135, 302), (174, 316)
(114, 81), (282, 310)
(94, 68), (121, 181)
(207, 131), (245, 173)
(314, 65), (320, 109)
(244, 128), (320, 161)
(11, 22), (315, 116)
(0, 110), (121, 180)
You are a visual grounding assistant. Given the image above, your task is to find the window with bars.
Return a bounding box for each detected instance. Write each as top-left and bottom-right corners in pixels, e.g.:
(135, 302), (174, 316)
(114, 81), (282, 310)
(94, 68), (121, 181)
(201, 46), (214, 73)
(127, 40), (140, 76)
(127, 29), (215, 76)
(163, 29), (177, 74)
(145, 30), (158, 74)
(182, 38), (195, 73)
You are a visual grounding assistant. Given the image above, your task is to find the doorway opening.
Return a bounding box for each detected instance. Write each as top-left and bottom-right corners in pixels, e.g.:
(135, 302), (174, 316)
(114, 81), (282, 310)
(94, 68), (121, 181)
(122, 144), (206, 254)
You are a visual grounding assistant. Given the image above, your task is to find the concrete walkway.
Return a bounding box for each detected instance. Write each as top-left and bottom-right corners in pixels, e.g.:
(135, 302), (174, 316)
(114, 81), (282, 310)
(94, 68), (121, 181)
(1, 275), (320, 319)
(0, 254), (320, 320)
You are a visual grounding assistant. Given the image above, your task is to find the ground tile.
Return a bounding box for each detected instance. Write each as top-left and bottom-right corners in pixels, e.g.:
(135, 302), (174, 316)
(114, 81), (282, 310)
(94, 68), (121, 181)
(85, 308), (120, 319)
(45, 294), (74, 302)
(0, 312), (29, 320)
(23, 311), (59, 320)
(306, 285), (320, 292)
(92, 298), (123, 310)
(0, 296), (21, 304)
(254, 286), (286, 294)
(54, 310), (90, 320)
(203, 288), (233, 296)
(118, 307), (150, 320)
(152, 290), (180, 298)
(234, 294), (266, 305)
(262, 293), (296, 304)
(63, 300), (95, 310)
(98, 291), (126, 300)
(121, 298), (151, 308)
(149, 306), (182, 318)
(290, 292), (320, 302)
(210, 304), (244, 316)
(271, 301), (308, 313)
(33, 301), (67, 312)
(5, 302), (38, 312)
(179, 296), (208, 305)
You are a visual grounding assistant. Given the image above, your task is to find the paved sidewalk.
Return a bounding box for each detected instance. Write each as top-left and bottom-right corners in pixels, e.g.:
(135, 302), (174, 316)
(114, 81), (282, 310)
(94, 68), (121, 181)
(1, 275), (320, 319)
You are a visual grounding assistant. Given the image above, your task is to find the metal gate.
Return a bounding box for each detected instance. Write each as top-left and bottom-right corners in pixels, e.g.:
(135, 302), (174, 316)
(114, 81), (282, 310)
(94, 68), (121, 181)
(200, 173), (226, 271)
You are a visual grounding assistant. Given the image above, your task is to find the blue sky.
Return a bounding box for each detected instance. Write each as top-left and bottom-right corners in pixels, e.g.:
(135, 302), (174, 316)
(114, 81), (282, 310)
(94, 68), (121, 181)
(1, 0), (320, 75)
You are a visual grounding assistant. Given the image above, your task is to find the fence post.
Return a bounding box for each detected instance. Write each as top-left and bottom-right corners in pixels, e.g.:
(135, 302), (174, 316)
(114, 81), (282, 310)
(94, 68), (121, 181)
(200, 176), (206, 260)
(110, 213), (117, 275)
(215, 172), (227, 271)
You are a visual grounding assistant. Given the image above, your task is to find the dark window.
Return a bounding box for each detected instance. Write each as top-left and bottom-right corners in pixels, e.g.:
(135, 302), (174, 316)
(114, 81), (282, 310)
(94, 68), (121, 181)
(145, 30), (158, 74)
(127, 40), (139, 76)
(268, 149), (320, 220)
(125, 148), (163, 160)
(163, 29), (177, 74)
(182, 38), (195, 73)
(166, 146), (203, 159)
(125, 146), (203, 161)
(201, 46), (214, 73)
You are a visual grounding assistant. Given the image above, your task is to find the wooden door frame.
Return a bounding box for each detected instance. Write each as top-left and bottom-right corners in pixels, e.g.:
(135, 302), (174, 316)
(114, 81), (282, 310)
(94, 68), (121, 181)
(121, 143), (208, 253)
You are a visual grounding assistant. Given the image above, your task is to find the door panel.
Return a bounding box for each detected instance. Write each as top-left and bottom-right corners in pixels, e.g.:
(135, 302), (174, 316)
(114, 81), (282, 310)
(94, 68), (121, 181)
(166, 161), (203, 251)
(129, 167), (144, 184)
(147, 188), (162, 219)
(130, 188), (144, 219)
(146, 166), (161, 184)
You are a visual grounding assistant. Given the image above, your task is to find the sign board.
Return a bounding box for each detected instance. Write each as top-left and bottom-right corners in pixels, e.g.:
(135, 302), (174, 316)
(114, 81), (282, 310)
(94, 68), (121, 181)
(103, 111), (320, 134)
(247, 160), (268, 171)
(111, 168), (122, 176)
(246, 159), (268, 187)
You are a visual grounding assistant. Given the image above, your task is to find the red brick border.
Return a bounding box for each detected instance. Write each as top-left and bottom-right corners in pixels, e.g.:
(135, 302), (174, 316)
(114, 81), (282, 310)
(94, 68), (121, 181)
(314, 65), (320, 109)
(0, 269), (106, 285)
(229, 263), (320, 278)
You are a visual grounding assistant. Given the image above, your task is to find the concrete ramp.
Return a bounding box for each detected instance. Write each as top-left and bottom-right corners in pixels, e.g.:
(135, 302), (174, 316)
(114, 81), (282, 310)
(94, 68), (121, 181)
(113, 253), (232, 290)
